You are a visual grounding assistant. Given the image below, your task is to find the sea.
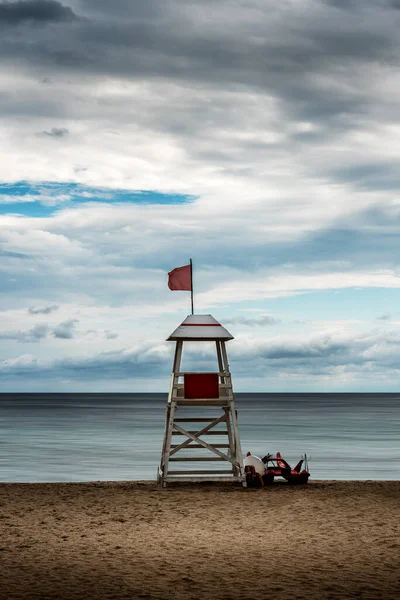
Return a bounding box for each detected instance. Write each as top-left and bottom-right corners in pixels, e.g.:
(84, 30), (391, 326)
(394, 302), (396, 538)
(1, 393), (399, 482)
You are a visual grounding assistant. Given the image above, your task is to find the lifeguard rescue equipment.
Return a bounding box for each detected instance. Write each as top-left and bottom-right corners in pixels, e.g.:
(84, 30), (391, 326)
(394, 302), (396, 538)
(243, 452), (266, 488)
(158, 314), (246, 487)
(243, 452), (265, 475)
(262, 452), (310, 485)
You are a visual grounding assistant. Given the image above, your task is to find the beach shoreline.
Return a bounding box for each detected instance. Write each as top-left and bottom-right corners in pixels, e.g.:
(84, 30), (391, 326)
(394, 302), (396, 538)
(1, 480), (399, 599)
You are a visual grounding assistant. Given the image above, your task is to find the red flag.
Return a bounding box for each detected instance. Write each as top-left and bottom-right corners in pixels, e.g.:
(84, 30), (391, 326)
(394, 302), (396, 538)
(168, 264), (192, 291)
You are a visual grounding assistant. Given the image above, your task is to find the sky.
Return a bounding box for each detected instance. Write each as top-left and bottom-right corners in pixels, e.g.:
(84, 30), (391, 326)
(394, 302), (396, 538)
(1, 0), (400, 392)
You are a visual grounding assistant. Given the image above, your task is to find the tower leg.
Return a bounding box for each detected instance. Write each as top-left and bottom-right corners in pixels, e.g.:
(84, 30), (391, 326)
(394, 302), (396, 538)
(231, 405), (246, 487)
(224, 407), (238, 477)
(160, 400), (177, 487)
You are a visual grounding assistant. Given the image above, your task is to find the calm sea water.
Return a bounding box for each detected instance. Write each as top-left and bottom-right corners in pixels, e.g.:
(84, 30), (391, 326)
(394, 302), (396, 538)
(0, 393), (399, 482)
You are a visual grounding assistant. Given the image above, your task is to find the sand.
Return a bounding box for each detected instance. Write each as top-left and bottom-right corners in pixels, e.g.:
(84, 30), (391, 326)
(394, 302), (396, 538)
(0, 481), (399, 600)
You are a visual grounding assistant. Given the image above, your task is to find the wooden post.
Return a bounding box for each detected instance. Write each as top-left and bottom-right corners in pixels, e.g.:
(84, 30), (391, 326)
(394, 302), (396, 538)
(220, 341), (229, 373)
(216, 341), (223, 372)
(173, 340), (183, 374)
(224, 406), (236, 473)
(161, 401), (177, 487)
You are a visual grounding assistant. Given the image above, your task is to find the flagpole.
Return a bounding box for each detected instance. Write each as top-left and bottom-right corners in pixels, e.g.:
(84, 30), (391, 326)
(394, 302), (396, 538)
(190, 258), (194, 315)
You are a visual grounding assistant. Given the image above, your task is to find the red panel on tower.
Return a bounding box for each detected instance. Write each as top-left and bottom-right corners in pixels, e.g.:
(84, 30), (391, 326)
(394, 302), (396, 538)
(184, 373), (220, 399)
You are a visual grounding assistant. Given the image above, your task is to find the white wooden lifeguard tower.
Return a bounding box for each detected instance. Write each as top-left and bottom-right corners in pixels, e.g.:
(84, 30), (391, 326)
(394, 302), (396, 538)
(158, 314), (245, 486)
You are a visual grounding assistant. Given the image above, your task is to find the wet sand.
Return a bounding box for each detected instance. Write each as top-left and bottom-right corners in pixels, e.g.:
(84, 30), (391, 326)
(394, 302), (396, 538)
(0, 481), (399, 599)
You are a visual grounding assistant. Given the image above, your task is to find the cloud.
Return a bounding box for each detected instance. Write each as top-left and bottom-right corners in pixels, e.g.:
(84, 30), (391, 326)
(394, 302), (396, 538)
(1, 1), (400, 391)
(1, 195), (400, 316)
(105, 331), (118, 339)
(38, 127), (69, 138)
(224, 316), (280, 327)
(0, 354), (38, 374)
(0, 323), (49, 342)
(83, 328), (119, 339)
(53, 318), (78, 339)
(377, 313), (391, 321)
(228, 328), (400, 383)
(1, 0), (400, 211)
(0, 249), (28, 258)
(0, 340), (173, 379)
(28, 304), (59, 314)
(0, 1), (79, 25)
(231, 333), (350, 363)
(197, 269), (400, 307)
(2, 328), (400, 390)
(0, 316), (80, 344)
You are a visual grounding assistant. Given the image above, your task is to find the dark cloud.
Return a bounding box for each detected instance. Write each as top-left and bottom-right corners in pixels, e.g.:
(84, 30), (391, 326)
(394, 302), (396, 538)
(57, 349), (169, 379)
(327, 163), (400, 192)
(53, 318), (78, 339)
(323, 0), (363, 8)
(229, 331), (400, 378)
(0, 1), (78, 25)
(0, 0), (397, 129)
(270, 228), (400, 271)
(28, 304), (59, 314)
(244, 337), (348, 362)
(28, 323), (49, 341)
(0, 323), (49, 342)
(325, 0), (394, 11)
(377, 314), (391, 320)
(0, 350), (167, 380)
(38, 127), (69, 138)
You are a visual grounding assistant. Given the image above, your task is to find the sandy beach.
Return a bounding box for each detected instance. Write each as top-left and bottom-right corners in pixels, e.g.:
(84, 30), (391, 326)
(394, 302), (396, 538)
(0, 481), (399, 600)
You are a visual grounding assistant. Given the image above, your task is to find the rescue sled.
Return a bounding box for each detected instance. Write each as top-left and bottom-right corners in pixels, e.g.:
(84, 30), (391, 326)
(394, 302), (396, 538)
(243, 451), (310, 487)
(262, 452), (310, 485)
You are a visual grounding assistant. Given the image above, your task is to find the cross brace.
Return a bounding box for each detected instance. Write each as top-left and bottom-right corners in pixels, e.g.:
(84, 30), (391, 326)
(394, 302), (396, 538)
(159, 399), (245, 486)
(172, 423), (240, 467)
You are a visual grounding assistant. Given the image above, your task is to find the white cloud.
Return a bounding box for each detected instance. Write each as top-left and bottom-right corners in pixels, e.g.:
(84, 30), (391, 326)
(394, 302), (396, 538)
(197, 269), (400, 306)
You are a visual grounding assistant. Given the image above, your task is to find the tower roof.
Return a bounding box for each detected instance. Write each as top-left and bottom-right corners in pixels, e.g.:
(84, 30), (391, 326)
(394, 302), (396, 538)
(167, 314), (234, 341)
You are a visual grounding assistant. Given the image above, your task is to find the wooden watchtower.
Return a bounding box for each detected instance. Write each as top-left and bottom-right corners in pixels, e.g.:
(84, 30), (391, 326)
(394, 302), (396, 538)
(158, 314), (245, 486)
